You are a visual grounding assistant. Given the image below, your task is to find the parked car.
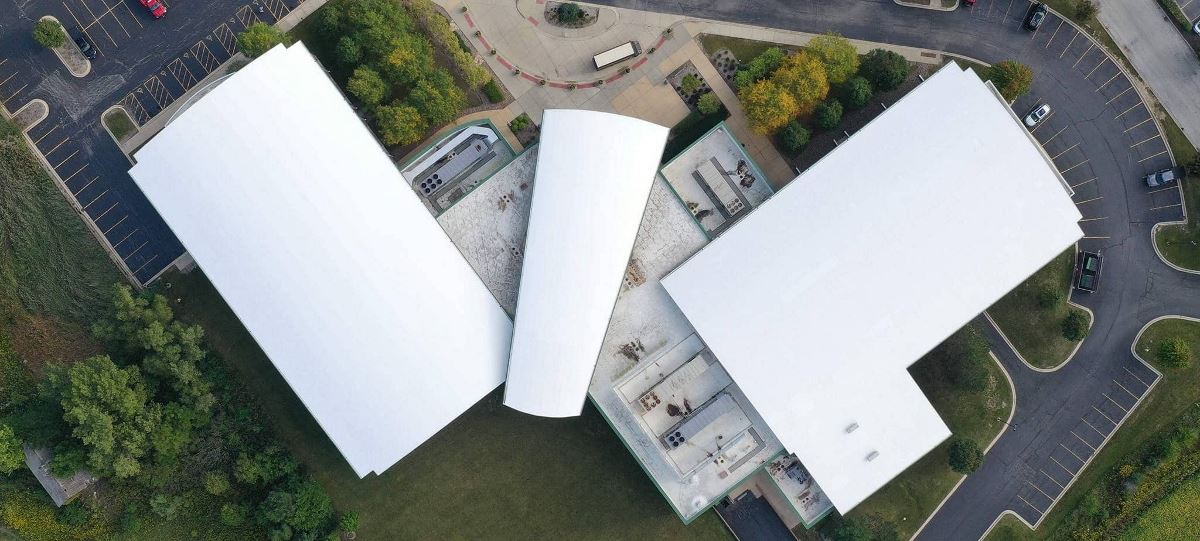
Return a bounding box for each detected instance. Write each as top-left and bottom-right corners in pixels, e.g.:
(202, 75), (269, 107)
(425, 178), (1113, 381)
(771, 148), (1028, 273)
(1024, 104), (1051, 127)
(1143, 167), (1184, 188)
(1075, 251), (1102, 293)
(139, 0), (167, 18)
(1025, 3), (1047, 31)
(73, 35), (96, 60)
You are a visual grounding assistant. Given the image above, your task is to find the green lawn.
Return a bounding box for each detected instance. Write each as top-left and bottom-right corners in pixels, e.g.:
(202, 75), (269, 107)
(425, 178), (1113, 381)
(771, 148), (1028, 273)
(836, 331), (1013, 540)
(1154, 165), (1200, 271)
(165, 271), (732, 540)
(993, 317), (1200, 539)
(1117, 472), (1200, 540)
(102, 109), (136, 142)
(983, 514), (1032, 540)
(987, 249), (1089, 369)
(698, 34), (789, 63)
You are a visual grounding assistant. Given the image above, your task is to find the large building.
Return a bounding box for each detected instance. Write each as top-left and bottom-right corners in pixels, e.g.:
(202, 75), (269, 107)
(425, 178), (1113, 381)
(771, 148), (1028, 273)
(129, 44), (1082, 527)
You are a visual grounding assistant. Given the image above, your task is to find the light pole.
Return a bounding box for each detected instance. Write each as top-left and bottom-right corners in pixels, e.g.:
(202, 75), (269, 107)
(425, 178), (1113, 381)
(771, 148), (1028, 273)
(997, 417), (1017, 432)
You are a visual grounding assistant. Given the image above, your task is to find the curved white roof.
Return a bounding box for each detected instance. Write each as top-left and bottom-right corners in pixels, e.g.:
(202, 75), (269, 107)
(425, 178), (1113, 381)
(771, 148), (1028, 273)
(663, 64), (1083, 512)
(129, 44), (512, 477)
(503, 110), (668, 417)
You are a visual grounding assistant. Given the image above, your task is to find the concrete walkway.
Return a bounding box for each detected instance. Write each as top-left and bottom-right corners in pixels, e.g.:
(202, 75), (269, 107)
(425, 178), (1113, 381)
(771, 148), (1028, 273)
(1096, 0), (1200, 149)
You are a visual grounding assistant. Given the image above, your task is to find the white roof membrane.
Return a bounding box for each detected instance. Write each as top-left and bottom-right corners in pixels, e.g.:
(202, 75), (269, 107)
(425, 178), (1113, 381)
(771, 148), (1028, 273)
(128, 44), (513, 477)
(503, 110), (669, 418)
(662, 64), (1083, 512)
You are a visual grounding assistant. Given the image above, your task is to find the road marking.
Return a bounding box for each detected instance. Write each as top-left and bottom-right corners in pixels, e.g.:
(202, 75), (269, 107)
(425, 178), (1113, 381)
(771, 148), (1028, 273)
(44, 137), (70, 156)
(82, 189), (108, 211)
(1181, 0), (1194, 8)
(1115, 102), (1142, 119)
(122, 240), (148, 261)
(62, 1), (105, 56)
(1149, 203), (1183, 211)
(1130, 134), (1161, 148)
(1059, 32), (1078, 58)
(112, 228), (137, 249)
(93, 201), (118, 221)
(1016, 494), (1044, 514)
(1083, 236), (1111, 239)
(1072, 43), (1094, 69)
(1061, 160), (1090, 174)
(1123, 366), (1151, 388)
(1105, 85), (1133, 104)
(2, 83), (28, 102)
(1081, 418), (1107, 438)
(1030, 111), (1055, 132)
(72, 175), (99, 196)
(92, 1), (133, 38)
(1040, 469), (1066, 489)
(1103, 393), (1129, 413)
(1070, 177), (1096, 189)
(1026, 480), (1055, 500)
(1059, 443), (1086, 464)
(1050, 455), (1076, 475)
(102, 214), (128, 235)
(1071, 430), (1098, 451)
(63, 163), (88, 182)
(0, 59), (6, 67)
(1052, 143), (1078, 160)
(32, 125), (60, 144)
(117, 0), (143, 30)
(1123, 116), (1154, 133)
(1096, 71), (1121, 91)
(132, 254), (160, 276)
(53, 149), (80, 168)
(1092, 405), (1118, 426)
(1138, 150), (1169, 163)
(1147, 185), (1178, 195)
(1044, 19), (1064, 48)
(1112, 379), (1141, 400)
(78, 0), (118, 47)
(0, 72), (15, 87)
(1042, 125), (1068, 145)
(1003, 0), (1015, 20)
(1078, 216), (1107, 222)
(1085, 57), (1108, 78)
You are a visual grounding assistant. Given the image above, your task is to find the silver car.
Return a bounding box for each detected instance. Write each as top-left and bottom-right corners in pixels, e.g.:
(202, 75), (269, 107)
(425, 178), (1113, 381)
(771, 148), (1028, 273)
(1024, 104), (1051, 127)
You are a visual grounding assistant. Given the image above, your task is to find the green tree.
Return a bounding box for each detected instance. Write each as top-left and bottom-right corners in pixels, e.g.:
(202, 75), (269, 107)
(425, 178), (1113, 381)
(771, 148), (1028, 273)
(290, 477), (334, 532)
(234, 446), (298, 486)
(220, 503), (249, 527)
(771, 51), (830, 116)
(346, 67), (388, 107)
(1156, 337), (1192, 368)
(807, 33), (859, 84)
(696, 92), (722, 115)
(1075, 0), (1099, 20)
(204, 471), (231, 495)
(52, 356), (161, 478)
(375, 103), (427, 146)
(33, 19), (66, 49)
(739, 79), (799, 135)
(1061, 310), (1089, 341)
(382, 33), (435, 87)
(0, 424), (23, 474)
(841, 76), (873, 109)
(149, 494), (183, 520)
(860, 49), (910, 92)
(987, 60), (1035, 102)
(680, 74), (702, 95)
(557, 3), (584, 23)
(780, 121), (810, 152)
(814, 99), (844, 130)
(407, 69), (467, 127)
(826, 515), (873, 541)
(48, 445), (87, 477)
(237, 22), (285, 58)
(733, 47), (786, 88)
(335, 36), (363, 66)
(948, 437), (984, 474)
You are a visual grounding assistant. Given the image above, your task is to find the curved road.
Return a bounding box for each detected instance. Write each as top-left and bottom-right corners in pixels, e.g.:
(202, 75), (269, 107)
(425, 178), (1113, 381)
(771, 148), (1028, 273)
(586, 0), (1199, 538)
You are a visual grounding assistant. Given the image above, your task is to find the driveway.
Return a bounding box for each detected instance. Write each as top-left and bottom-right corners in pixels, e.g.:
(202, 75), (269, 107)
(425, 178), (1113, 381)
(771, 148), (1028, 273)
(1095, 0), (1200, 149)
(583, 0), (1200, 538)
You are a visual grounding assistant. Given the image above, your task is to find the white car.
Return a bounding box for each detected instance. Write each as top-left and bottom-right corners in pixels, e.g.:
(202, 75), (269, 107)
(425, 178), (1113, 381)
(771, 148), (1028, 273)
(1193, 19), (1200, 34)
(1024, 104), (1051, 127)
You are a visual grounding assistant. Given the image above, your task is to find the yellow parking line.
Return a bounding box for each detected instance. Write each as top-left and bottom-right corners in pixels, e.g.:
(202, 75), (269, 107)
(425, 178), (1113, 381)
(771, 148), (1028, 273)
(78, 0), (118, 48)
(1138, 150), (1169, 163)
(62, 2), (104, 57)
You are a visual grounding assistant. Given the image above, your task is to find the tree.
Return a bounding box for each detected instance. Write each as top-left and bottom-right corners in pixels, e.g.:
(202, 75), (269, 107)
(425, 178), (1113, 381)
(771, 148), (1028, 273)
(807, 33), (859, 85)
(1062, 310), (1089, 341)
(696, 92), (722, 115)
(407, 69), (467, 127)
(375, 103), (427, 146)
(1075, 0), (1098, 21)
(1036, 282), (1064, 309)
(204, 471), (231, 495)
(739, 79), (799, 134)
(814, 99), (844, 130)
(381, 33), (434, 87)
(825, 515), (873, 541)
(220, 503), (249, 527)
(557, 3), (584, 24)
(987, 60), (1035, 102)
(234, 446), (297, 486)
(52, 356), (161, 478)
(733, 47), (786, 88)
(860, 49), (910, 92)
(237, 22), (285, 58)
(771, 51), (830, 115)
(680, 74), (702, 95)
(1156, 337), (1192, 368)
(346, 67), (388, 107)
(33, 19), (66, 49)
(48, 446), (87, 477)
(0, 424), (23, 475)
(841, 76), (873, 109)
(149, 494), (183, 520)
(948, 437), (984, 474)
(780, 121), (810, 152)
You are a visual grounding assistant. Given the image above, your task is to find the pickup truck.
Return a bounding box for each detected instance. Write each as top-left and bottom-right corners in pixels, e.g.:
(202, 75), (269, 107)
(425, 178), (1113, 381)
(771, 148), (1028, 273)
(1143, 167), (1184, 188)
(1075, 251), (1102, 293)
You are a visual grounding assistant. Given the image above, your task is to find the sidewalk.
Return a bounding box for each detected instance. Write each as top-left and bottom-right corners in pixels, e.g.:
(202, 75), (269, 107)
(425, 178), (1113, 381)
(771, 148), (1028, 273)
(438, 0), (946, 187)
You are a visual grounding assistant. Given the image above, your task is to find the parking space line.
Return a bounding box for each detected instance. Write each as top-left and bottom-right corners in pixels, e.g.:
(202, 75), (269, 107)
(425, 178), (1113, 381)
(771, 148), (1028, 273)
(62, 1), (105, 56)
(1059, 443), (1086, 464)
(82, 189), (108, 210)
(1124, 366), (1152, 388)
(2, 83), (28, 103)
(112, 229), (137, 249)
(213, 25), (238, 56)
(0, 59), (6, 67)
(1081, 418), (1107, 438)
(1123, 116), (1154, 133)
(1149, 202), (1183, 211)
(1131, 134), (1161, 148)
(1103, 393), (1130, 413)
(132, 255), (160, 276)
(93, 1), (133, 38)
(1059, 32), (1078, 58)
(1078, 216), (1106, 222)
(1030, 111), (1055, 132)
(1044, 20), (1064, 48)
(1083, 236), (1111, 239)
(1072, 43), (1094, 69)
(123, 241), (148, 261)
(1052, 143), (1078, 160)
(63, 163), (88, 182)
(53, 149), (80, 168)
(1138, 150), (1169, 163)
(1040, 469), (1066, 489)
(1016, 494), (1045, 514)
(120, 93), (151, 124)
(168, 58), (199, 91)
(1147, 185), (1177, 195)
(191, 40), (223, 72)
(44, 138), (70, 156)
(1105, 85), (1133, 104)
(262, 0), (291, 19)
(1112, 379), (1140, 400)
(1003, 0), (1016, 21)
(143, 76), (175, 109)
(1050, 455), (1076, 475)
(1096, 71), (1121, 91)
(1085, 57), (1108, 78)
(102, 214), (129, 235)
(1025, 480), (1055, 500)
(78, 0), (119, 48)
(1091, 405), (1118, 426)
(117, 1), (143, 30)
(0, 73), (15, 87)
(1041, 126), (1068, 145)
(72, 176), (99, 196)
(1070, 177), (1096, 189)
(1115, 102), (1143, 119)
(235, 5), (261, 29)
(1061, 160), (1089, 174)
(32, 125), (60, 144)
(1071, 430), (1098, 451)
(93, 201), (118, 221)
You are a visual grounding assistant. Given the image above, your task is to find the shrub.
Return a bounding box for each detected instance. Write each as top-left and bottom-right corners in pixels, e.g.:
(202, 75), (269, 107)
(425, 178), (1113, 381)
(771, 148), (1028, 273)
(733, 47), (785, 88)
(346, 67), (388, 107)
(1156, 338), (1192, 368)
(0, 424), (23, 474)
(948, 437), (984, 474)
(987, 60), (1035, 102)
(236, 22), (285, 58)
(482, 79), (504, 103)
(509, 114), (531, 133)
(1075, 0), (1099, 20)
(56, 502), (89, 526)
(557, 3), (584, 23)
(1037, 283), (1064, 309)
(807, 33), (859, 84)
(680, 73), (702, 95)
(860, 49), (910, 92)
(824, 515), (873, 541)
(1061, 310), (1089, 341)
(780, 121), (810, 152)
(696, 92), (722, 115)
(841, 76), (872, 109)
(340, 511), (360, 534)
(33, 19), (66, 49)
(814, 99), (844, 130)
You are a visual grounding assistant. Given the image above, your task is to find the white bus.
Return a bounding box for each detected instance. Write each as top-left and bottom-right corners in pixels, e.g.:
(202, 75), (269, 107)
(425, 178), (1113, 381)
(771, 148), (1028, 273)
(593, 41), (641, 71)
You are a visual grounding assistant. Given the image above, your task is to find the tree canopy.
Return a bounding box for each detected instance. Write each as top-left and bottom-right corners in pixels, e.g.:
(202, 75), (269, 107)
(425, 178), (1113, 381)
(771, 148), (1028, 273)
(807, 33), (860, 85)
(814, 99), (844, 130)
(1157, 337), (1193, 369)
(948, 437), (984, 474)
(860, 49), (910, 92)
(406, 69), (467, 127)
(0, 424), (23, 474)
(771, 51), (830, 116)
(841, 76), (873, 109)
(376, 103), (428, 146)
(347, 66), (389, 107)
(987, 60), (1035, 102)
(734, 47), (786, 88)
(697, 92), (722, 115)
(33, 20), (66, 49)
(236, 22), (285, 58)
(780, 121), (810, 152)
(740, 79), (799, 134)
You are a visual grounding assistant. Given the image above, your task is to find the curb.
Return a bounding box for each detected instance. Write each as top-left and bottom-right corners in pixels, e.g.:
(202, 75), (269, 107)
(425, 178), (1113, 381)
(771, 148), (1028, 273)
(893, 0), (960, 12)
(12, 99), (48, 131)
(100, 104), (139, 165)
(40, 15), (91, 78)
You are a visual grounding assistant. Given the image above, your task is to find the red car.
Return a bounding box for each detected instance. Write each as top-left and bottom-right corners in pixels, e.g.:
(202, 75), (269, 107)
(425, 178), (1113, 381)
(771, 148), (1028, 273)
(139, 0), (167, 18)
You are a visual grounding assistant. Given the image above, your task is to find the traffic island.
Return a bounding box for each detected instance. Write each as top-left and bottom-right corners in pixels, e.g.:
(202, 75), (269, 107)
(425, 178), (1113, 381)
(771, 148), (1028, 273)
(38, 16), (91, 78)
(894, 0), (960, 11)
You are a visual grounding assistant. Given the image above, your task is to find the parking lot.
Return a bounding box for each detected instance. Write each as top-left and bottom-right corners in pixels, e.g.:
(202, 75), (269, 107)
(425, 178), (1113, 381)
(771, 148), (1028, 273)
(1171, 0), (1200, 26)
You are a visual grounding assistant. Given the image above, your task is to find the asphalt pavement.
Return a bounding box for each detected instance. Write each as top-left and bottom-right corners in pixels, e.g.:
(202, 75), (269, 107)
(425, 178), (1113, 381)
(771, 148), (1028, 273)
(583, 0), (1200, 538)
(0, 0), (304, 284)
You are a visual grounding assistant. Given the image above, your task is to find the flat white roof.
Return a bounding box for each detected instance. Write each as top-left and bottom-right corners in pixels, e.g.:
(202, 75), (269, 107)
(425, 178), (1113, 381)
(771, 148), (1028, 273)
(662, 64), (1083, 512)
(503, 110), (668, 418)
(128, 44), (512, 477)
